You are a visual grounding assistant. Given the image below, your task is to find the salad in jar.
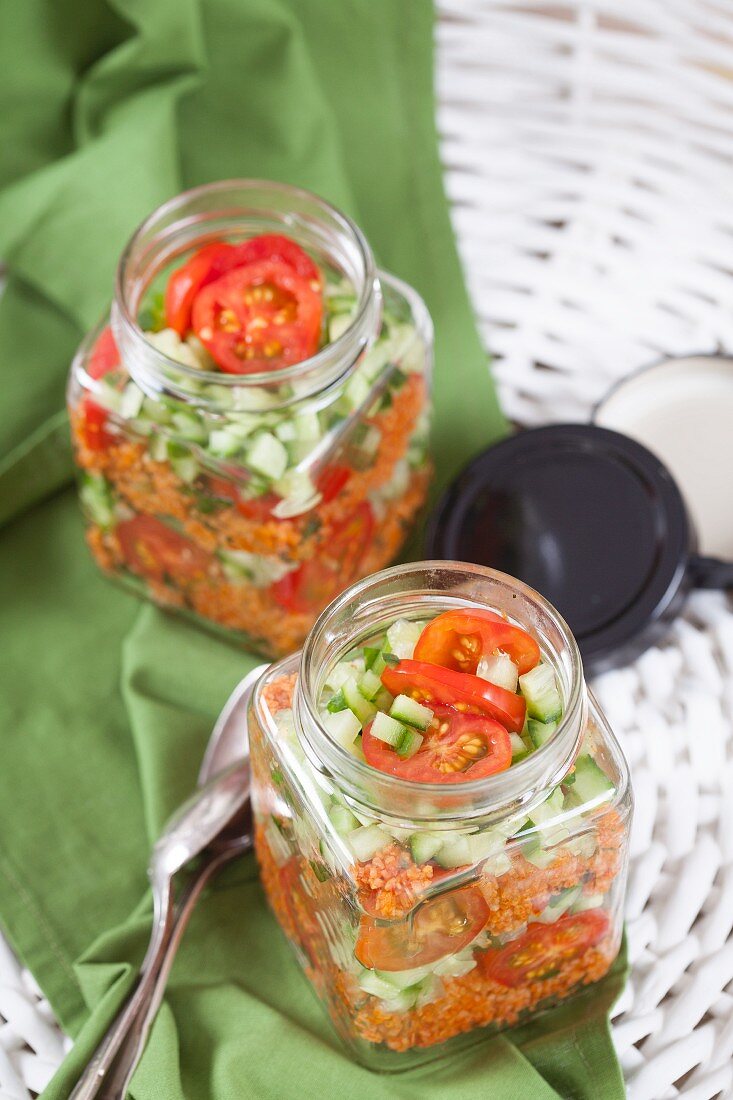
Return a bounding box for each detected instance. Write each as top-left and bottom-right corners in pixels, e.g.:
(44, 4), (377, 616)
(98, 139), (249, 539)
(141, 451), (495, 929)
(249, 563), (631, 1068)
(68, 181), (432, 657)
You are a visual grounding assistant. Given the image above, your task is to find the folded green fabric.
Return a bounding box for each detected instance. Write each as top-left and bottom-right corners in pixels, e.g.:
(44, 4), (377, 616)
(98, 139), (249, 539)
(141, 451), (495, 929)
(0, 2), (625, 1097)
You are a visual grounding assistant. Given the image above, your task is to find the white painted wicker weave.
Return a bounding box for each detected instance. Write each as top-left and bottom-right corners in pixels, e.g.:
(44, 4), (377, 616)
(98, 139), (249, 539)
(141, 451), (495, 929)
(3, 2), (733, 1096)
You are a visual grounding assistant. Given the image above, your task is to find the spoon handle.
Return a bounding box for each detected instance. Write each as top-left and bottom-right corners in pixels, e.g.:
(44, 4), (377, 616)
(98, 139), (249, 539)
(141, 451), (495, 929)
(68, 876), (175, 1100)
(96, 842), (247, 1099)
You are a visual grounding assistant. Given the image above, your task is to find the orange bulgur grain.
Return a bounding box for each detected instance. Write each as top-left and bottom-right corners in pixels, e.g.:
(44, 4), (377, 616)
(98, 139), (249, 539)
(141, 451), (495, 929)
(71, 375), (430, 657)
(354, 844), (434, 919)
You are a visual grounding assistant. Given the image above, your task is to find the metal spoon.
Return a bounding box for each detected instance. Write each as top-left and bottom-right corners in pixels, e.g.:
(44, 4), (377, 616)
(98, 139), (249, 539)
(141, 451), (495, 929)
(70, 663), (267, 1099)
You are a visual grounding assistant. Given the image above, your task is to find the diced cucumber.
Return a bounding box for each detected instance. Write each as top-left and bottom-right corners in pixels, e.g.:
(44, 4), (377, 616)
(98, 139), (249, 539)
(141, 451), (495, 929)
(326, 689), (347, 713)
(142, 397), (171, 425)
(329, 313), (353, 342)
(536, 885), (582, 922)
(170, 454), (199, 482)
(435, 836), (472, 868)
(171, 409), (207, 444)
(410, 832), (445, 864)
(571, 754), (614, 805)
(433, 954), (477, 978)
(477, 652), (519, 693)
(374, 687), (394, 712)
(358, 669), (382, 702)
(395, 727), (423, 759)
(415, 974), (445, 1008)
(375, 965), (434, 989)
(389, 694), (434, 732)
(328, 803), (360, 835)
(274, 420), (297, 443)
(209, 428), (245, 457)
(342, 677), (377, 726)
(323, 709), (361, 750)
(324, 658), (365, 692)
(348, 824), (390, 862)
(294, 412), (322, 442)
(148, 433), (169, 462)
(378, 989), (419, 1014)
(571, 893), (605, 913)
(79, 473), (115, 528)
(358, 971), (397, 1000)
(363, 646), (383, 672)
(527, 718), (557, 749)
(120, 382), (145, 420)
(468, 829), (507, 864)
(245, 432), (288, 480)
(519, 663), (563, 722)
(566, 832), (597, 859)
(370, 712), (407, 748)
(386, 619), (423, 660)
(510, 732), (528, 760)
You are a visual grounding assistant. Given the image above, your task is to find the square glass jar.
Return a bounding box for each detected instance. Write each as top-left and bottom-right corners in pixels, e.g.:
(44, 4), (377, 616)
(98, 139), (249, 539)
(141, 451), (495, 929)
(247, 562), (632, 1070)
(67, 181), (433, 658)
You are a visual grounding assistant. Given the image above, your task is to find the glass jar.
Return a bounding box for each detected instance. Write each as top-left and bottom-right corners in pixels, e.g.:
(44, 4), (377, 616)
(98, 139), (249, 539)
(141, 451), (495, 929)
(247, 562), (632, 1070)
(67, 181), (433, 658)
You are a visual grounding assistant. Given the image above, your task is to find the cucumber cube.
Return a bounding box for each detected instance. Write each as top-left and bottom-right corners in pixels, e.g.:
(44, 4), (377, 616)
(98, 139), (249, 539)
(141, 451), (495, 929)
(519, 663), (563, 722)
(527, 719), (557, 749)
(389, 694), (434, 731)
(410, 832), (445, 864)
(323, 709), (361, 750)
(386, 619), (423, 660)
(245, 431), (288, 481)
(395, 727), (423, 759)
(477, 652), (519, 693)
(572, 755), (614, 805)
(342, 677), (377, 726)
(359, 669), (382, 702)
(370, 712), (407, 747)
(348, 824), (390, 862)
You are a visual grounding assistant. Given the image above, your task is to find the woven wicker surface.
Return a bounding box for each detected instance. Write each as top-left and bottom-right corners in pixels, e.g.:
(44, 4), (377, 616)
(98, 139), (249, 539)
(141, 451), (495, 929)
(3, 2), (733, 1096)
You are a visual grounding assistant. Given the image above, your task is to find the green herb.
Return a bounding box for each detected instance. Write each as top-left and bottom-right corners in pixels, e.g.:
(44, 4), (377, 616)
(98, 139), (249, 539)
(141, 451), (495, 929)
(138, 292), (167, 333)
(309, 860), (332, 882)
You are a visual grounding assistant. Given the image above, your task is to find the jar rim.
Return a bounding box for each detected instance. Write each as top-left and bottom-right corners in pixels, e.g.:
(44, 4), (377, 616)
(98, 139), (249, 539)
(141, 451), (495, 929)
(112, 178), (381, 400)
(294, 561), (588, 823)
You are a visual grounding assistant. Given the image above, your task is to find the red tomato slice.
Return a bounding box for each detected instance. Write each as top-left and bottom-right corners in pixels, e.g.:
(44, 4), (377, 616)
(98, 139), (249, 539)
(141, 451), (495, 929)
(164, 242), (239, 335)
(363, 704), (511, 783)
(232, 233), (321, 285)
(414, 609), (540, 676)
(117, 515), (210, 584)
(479, 909), (610, 987)
(78, 400), (113, 451)
(87, 326), (120, 379)
(271, 502), (374, 614)
(315, 463), (351, 504)
(192, 260), (322, 374)
(355, 884), (489, 971)
(381, 660), (526, 733)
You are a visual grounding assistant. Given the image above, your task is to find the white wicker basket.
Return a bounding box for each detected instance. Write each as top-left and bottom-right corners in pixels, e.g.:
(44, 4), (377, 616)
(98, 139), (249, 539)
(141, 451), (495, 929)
(3, 2), (733, 1096)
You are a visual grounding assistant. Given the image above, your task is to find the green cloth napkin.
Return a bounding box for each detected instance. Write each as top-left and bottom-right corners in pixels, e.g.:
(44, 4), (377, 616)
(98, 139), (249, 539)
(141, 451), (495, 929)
(0, 2), (626, 1097)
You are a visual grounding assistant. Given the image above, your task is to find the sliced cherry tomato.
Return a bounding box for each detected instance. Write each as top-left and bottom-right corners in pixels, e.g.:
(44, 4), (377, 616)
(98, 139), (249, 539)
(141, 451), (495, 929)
(479, 909), (610, 987)
(381, 659), (526, 733)
(117, 515), (210, 584)
(414, 609), (540, 676)
(363, 704), (511, 783)
(78, 400), (113, 451)
(192, 260), (322, 374)
(233, 233), (321, 285)
(271, 502), (374, 614)
(355, 884), (489, 971)
(315, 463), (351, 504)
(164, 242), (239, 335)
(87, 326), (120, 379)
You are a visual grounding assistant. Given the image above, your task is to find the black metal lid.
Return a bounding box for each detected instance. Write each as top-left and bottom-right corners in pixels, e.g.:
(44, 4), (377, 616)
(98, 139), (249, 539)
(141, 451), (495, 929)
(425, 424), (695, 673)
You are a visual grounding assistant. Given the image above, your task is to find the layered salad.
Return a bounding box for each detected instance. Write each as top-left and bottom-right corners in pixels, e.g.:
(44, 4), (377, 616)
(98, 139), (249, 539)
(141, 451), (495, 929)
(251, 606), (628, 1060)
(69, 233), (431, 656)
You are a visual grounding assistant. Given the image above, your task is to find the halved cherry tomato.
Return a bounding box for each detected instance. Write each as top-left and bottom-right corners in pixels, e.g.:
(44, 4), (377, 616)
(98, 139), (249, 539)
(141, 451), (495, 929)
(192, 260), (322, 374)
(479, 909), (610, 987)
(315, 463), (351, 504)
(355, 884), (489, 971)
(414, 609), (540, 676)
(233, 233), (321, 285)
(271, 502), (374, 614)
(78, 400), (113, 451)
(87, 326), (120, 379)
(164, 242), (239, 335)
(363, 704), (511, 783)
(381, 660), (526, 733)
(117, 515), (210, 584)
